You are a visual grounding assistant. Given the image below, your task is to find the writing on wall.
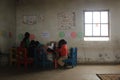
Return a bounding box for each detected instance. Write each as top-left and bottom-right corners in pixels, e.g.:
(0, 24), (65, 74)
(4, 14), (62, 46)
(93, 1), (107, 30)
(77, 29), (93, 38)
(57, 12), (75, 30)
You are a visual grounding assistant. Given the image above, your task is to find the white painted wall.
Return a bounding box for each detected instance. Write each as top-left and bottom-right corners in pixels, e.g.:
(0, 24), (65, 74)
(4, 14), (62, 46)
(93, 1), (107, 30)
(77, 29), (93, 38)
(16, 0), (120, 63)
(0, 0), (16, 53)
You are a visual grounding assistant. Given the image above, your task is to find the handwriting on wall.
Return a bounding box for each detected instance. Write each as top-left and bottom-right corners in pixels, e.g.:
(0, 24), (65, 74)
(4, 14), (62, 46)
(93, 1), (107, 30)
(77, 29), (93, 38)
(23, 16), (37, 25)
(57, 12), (75, 30)
(40, 32), (50, 38)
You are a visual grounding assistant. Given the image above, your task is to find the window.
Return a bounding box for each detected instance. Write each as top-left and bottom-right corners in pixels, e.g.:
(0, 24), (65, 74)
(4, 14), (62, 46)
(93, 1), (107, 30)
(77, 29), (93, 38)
(84, 10), (109, 41)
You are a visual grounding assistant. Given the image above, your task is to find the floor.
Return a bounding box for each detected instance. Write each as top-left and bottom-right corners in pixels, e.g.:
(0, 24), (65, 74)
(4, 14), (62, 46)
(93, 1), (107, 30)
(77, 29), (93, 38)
(0, 65), (120, 80)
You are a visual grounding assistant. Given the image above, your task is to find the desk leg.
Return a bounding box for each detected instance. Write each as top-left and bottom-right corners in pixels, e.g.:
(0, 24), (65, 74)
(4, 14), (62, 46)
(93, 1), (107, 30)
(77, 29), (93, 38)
(54, 59), (58, 69)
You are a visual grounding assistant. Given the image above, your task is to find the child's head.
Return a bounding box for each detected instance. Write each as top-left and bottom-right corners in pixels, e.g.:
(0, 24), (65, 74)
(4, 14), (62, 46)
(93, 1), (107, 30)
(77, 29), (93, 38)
(58, 39), (67, 48)
(35, 41), (40, 47)
(30, 40), (36, 47)
(24, 32), (30, 38)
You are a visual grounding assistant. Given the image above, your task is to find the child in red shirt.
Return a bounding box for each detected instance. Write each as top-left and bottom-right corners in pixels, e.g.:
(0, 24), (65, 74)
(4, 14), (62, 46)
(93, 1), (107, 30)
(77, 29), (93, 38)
(57, 39), (68, 67)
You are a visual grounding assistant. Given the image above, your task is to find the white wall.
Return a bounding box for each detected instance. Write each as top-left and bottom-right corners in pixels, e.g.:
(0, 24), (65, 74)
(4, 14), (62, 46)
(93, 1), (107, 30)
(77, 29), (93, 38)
(0, 0), (16, 53)
(16, 0), (120, 63)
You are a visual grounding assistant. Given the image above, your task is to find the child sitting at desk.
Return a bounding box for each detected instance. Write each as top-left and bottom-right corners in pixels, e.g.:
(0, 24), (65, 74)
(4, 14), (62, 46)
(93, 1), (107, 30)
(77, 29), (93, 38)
(57, 39), (68, 68)
(20, 32), (30, 48)
(46, 41), (57, 61)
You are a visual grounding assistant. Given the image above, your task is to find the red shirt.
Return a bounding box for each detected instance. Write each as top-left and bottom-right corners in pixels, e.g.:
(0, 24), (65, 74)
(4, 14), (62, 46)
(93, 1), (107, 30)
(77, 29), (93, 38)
(59, 44), (68, 57)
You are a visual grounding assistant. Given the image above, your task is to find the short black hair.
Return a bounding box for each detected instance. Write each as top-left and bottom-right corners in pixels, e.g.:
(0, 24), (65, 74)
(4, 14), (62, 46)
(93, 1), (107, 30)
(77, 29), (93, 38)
(24, 32), (30, 38)
(58, 39), (67, 48)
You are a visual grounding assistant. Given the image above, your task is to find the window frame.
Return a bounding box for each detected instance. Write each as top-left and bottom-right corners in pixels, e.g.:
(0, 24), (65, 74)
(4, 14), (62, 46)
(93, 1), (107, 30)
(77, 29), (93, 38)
(83, 10), (110, 38)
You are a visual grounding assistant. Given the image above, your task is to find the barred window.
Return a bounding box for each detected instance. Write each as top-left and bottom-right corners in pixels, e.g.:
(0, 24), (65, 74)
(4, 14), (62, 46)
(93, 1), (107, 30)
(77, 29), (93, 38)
(84, 10), (109, 41)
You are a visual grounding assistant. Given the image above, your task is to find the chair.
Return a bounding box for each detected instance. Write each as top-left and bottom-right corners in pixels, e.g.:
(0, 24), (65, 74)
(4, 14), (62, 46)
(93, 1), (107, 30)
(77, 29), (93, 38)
(32, 46), (53, 69)
(31, 47), (41, 67)
(64, 47), (77, 68)
(9, 48), (17, 66)
(40, 51), (53, 69)
(17, 47), (34, 70)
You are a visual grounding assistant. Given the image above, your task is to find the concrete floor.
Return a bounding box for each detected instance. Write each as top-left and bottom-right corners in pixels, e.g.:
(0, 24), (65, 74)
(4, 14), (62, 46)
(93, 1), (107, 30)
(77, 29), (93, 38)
(0, 65), (120, 80)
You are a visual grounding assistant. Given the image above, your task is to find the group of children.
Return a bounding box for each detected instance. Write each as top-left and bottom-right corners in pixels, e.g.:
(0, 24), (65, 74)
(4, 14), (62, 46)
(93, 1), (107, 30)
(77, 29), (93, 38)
(20, 32), (69, 68)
